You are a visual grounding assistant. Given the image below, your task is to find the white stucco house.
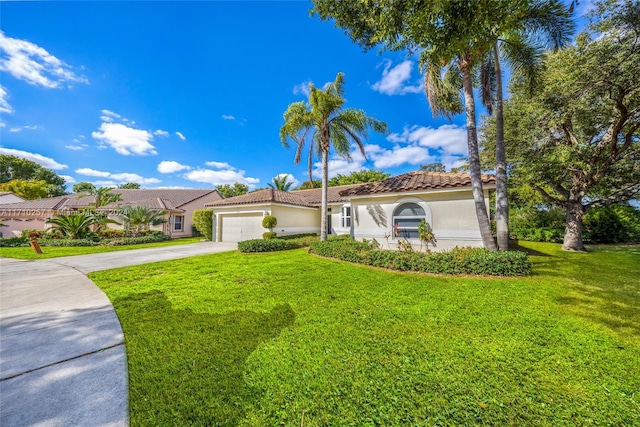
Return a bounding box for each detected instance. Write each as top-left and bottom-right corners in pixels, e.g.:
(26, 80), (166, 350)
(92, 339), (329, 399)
(206, 171), (496, 250)
(0, 189), (222, 238)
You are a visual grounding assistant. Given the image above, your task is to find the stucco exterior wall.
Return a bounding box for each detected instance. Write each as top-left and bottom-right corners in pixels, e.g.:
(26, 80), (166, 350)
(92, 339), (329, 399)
(270, 205), (320, 236)
(350, 189), (492, 251)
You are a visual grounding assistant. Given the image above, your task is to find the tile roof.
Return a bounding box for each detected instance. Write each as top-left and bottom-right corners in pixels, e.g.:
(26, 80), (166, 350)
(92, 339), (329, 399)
(339, 171), (496, 197)
(0, 189), (221, 212)
(205, 184), (365, 208)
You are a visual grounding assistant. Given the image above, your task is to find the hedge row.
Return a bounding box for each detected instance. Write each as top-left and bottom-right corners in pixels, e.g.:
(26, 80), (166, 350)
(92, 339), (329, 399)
(237, 239), (303, 253)
(309, 240), (531, 276)
(0, 233), (171, 248)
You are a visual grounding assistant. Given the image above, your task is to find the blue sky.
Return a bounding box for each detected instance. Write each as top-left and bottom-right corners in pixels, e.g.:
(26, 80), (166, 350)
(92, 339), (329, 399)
(0, 1), (590, 191)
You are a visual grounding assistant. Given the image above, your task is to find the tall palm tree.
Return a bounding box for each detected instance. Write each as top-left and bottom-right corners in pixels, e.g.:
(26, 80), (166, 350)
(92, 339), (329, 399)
(268, 174), (294, 192)
(280, 72), (388, 240)
(480, 0), (574, 250)
(46, 214), (98, 240)
(120, 205), (166, 236)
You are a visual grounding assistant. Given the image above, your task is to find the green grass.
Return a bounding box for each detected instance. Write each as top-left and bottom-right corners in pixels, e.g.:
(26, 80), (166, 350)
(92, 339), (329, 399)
(0, 237), (203, 259)
(90, 242), (640, 426)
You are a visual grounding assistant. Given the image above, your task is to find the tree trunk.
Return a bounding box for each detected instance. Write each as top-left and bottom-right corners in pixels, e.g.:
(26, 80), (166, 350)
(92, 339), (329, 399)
(493, 43), (510, 251)
(459, 58), (497, 251)
(320, 149), (329, 241)
(562, 201), (586, 251)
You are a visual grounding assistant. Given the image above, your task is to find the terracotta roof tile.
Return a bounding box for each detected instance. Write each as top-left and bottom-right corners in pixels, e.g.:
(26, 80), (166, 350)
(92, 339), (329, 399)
(339, 171), (496, 197)
(206, 189), (315, 208)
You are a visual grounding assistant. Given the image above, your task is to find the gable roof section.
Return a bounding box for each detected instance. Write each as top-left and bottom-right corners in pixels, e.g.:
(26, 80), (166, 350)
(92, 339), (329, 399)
(206, 189), (315, 208)
(205, 184), (365, 208)
(339, 171), (496, 197)
(0, 189), (221, 212)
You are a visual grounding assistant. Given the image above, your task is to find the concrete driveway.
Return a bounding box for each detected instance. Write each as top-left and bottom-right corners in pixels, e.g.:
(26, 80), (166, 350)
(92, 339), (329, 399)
(0, 241), (236, 427)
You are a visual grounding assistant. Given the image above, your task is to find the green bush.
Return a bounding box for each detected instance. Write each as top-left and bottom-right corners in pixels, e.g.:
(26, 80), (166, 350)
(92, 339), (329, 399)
(309, 240), (531, 276)
(278, 233), (318, 240)
(100, 233), (170, 246)
(99, 229), (127, 239)
(0, 237), (29, 247)
(20, 229), (45, 239)
(262, 215), (277, 229)
(262, 232), (277, 239)
(584, 205), (640, 243)
(192, 209), (213, 241)
(39, 239), (97, 247)
(238, 239), (301, 253)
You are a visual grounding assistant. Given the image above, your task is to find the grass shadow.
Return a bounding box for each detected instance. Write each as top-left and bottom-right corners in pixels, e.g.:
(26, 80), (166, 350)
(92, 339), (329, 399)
(113, 291), (295, 426)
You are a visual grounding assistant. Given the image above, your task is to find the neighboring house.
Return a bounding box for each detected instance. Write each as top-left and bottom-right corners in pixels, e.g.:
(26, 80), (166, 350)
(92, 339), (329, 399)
(0, 192), (26, 205)
(0, 189), (222, 238)
(206, 171), (496, 250)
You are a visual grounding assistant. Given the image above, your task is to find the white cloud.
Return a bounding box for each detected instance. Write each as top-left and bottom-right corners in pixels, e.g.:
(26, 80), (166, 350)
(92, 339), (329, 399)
(366, 143), (434, 169)
(154, 129), (169, 137)
(92, 122), (157, 156)
(0, 85), (12, 114)
(184, 168), (259, 187)
(100, 109), (121, 122)
(76, 167), (160, 185)
(0, 147), (67, 170)
(388, 124), (467, 155)
(157, 160), (191, 174)
(272, 173), (299, 188)
(293, 81), (311, 97)
(221, 114), (235, 120)
(76, 168), (111, 178)
(175, 131), (186, 141)
(65, 145), (84, 150)
(205, 161), (233, 169)
(59, 175), (76, 184)
(372, 60), (423, 95)
(8, 124), (38, 133)
(9, 127), (20, 133)
(313, 150), (368, 179)
(0, 31), (88, 88)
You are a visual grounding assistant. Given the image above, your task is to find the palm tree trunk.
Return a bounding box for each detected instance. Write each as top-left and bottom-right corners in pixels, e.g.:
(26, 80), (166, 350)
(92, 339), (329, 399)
(493, 43), (509, 250)
(320, 149), (329, 241)
(459, 56), (497, 251)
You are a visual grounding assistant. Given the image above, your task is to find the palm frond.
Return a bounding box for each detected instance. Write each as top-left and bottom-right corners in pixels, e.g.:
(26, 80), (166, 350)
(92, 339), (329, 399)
(479, 52), (496, 114)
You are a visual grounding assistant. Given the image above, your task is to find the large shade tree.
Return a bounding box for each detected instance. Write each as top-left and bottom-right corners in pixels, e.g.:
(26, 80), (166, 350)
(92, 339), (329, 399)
(280, 72), (388, 240)
(0, 155), (66, 196)
(480, 0), (640, 251)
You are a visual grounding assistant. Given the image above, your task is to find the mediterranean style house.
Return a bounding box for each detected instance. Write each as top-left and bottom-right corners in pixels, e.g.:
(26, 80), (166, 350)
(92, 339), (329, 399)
(206, 171), (496, 250)
(0, 189), (222, 238)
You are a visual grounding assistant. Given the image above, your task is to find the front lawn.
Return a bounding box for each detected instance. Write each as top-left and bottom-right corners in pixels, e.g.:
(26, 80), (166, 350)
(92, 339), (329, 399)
(0, 237), (203, 259)
(90, 242), (640, 426)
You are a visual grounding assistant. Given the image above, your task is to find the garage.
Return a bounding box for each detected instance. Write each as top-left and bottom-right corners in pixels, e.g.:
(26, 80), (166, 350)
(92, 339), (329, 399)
(220, 213), (264, 242)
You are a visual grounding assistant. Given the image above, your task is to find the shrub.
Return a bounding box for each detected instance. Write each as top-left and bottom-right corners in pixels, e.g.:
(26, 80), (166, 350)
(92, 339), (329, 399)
(20, 229), (45, 239)
(38, 239), (97, 247)
(100, 233), (170, 246)
(278, 233), (318, 240)
(0, 237), (29, 247)
(238, 239), (301, 253)
(309, 240), (531, 276)
(262, 215), (277, 229)
(263, 232), (278, 239)
(100, 229), (127, 239)
(192, 209), (213, 241)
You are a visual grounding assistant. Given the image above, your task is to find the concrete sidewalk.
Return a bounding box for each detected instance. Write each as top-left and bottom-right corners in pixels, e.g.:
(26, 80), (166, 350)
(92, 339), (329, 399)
(0, 242), (236, 427)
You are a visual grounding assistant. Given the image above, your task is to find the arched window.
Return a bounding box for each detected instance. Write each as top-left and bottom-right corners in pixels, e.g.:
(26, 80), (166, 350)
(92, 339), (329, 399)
(393, 203), (426, 239)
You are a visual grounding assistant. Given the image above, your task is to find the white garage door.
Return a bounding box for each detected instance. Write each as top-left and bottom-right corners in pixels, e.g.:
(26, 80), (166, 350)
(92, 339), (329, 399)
(221, 213), (264, 242)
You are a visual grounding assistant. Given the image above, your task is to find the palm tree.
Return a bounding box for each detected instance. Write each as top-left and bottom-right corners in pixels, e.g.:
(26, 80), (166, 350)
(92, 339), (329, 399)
(280, 72), (388, 240)
(46, 214), (98, 240)
(120, 205), (166, 236)
(78, 186), (123, 232)
(268, 174), (295, 192)
(480, 0), (574, 250)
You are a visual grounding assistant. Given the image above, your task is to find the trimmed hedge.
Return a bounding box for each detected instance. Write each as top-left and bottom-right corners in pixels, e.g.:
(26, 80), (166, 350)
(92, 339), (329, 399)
(100, 233), (171, 246)
(1, 233), (171, 248)
(309, 240), (531, 276)
(237, 239), (302, 253)
(192, 209), (213, 241)
(0, 237), (29, 247)
(262, 232), (278, 239)
(38, 239), (97, 247)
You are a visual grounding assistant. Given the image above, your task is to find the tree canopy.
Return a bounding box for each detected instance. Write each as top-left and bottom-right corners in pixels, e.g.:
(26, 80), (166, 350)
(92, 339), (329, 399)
(328, 169), (390, 186)
(0, 155), (66, 197)
(480, 0), (640, 251)
(217, 183), (249, 198)
(73, 182), (96, 193)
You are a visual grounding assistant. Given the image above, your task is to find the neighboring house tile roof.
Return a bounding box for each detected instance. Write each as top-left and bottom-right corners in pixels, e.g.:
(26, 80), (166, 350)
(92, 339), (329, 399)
(205, 184), (364, 208)
(339, 171), (496, 197)
(0, 189), (221, 212)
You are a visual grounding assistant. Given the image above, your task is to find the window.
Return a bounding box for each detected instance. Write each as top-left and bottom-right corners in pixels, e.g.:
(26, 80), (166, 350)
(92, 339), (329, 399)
(173, 215), (184, 232)
(392, 203), (425, 239)
(341, 206), (351, 228)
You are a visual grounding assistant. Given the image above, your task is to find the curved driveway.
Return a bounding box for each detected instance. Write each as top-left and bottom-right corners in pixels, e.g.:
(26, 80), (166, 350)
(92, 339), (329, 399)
(0, 242), (236, 427)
